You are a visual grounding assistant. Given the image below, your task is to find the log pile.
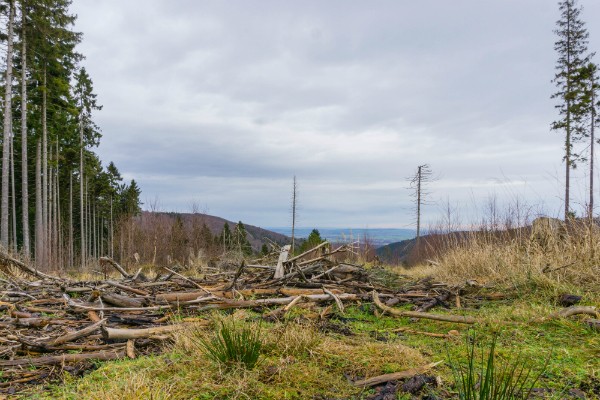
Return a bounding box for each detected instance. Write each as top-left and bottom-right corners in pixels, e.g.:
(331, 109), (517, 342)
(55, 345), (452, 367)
(0, 243), (592, 393)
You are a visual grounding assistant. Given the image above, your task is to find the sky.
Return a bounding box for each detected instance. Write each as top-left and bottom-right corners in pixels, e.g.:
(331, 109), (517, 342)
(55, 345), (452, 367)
(70, 0), (600, 229)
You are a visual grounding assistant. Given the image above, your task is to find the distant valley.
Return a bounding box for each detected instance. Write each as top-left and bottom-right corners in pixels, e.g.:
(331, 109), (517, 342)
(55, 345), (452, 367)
(267, 227), (416, 247)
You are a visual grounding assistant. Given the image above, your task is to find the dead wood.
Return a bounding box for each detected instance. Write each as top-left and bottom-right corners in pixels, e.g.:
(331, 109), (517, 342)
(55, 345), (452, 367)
(548, 306), (599, 319)
(0, 350), (125, 367)
(353, 361), (443, 387)
(126, 339), (136, 358)
(104, 280), (150, 296)
(48, 318), (107, 346)
(99, 257), (131, 279)
(101, 323), (206, 340)
(101, 292), (144, 308)
(0, 252), (62, 281)
(274, 245), (291, 279)
(373, 291), (476, 324)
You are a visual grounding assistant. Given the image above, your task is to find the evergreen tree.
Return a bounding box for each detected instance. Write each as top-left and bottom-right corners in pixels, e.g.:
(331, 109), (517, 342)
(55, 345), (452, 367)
(233, 221), (252, 256)
(299, 229), (325, 253)
(578, 62), (600, 216)
(551, 0), (593, 219)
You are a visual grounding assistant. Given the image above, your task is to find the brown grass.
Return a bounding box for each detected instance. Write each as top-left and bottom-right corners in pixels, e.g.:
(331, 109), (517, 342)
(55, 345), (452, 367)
(405, 224), (600, 301)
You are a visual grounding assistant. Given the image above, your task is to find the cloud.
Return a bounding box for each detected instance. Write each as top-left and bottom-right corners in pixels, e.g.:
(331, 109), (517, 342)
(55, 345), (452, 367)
(71, 0), (600, 227)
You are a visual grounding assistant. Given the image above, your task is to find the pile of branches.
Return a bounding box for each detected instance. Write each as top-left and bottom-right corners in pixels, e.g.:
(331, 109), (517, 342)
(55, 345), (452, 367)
(0, 244), (596, 394)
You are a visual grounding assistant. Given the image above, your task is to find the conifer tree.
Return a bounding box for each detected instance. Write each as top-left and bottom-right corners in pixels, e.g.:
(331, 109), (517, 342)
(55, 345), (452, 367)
(551, 0), (593, 219)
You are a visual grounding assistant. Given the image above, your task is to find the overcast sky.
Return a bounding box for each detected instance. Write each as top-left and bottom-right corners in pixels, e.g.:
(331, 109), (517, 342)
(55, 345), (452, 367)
(70, 1), (600, 229)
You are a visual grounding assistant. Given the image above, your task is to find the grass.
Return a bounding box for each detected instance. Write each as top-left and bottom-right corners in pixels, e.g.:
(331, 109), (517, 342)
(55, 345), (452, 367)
(28, 295), (599, 400)
(187, 316), (263, 370)
(448, 332), (546, 399)
(19, 225), (600, 399)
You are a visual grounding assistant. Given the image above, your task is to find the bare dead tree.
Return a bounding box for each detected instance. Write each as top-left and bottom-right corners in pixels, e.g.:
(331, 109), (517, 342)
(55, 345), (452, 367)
(408, 164), (433, 242)
(291, 176), (298, 254)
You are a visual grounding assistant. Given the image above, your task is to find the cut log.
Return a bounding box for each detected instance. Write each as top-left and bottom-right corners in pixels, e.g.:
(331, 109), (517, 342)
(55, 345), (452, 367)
(101, 322), (207, 340)
(101, 292), (144, 308)
(353, 361), (443, 387)
(0, 350), (125, 367)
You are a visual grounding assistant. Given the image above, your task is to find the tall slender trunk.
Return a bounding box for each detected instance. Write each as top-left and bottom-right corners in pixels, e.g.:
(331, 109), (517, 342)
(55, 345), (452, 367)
(590, 71), (596, 217)
(35, 143), (42, 265)
(10, 135), (17, 251)
(69, 172), (73, 268)
(21, 3), (30, 257)
(564, 5), (572, 221)
(92, 203), (96, 259)
(416, 165), (422, 240)
(54, 163), (59, 268)
(291, 175), (297, 254)
(79, 119), (84, 268)
(42, 68), (48, 262)
(1, 0), (15, 249)
(48, 167), (53, 266)
(110, 197), (113, 258)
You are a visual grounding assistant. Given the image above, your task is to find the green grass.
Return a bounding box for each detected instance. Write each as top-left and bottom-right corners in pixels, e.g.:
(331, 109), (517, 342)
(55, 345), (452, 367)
(188, 317), (263, 370)
(20, 293), (600, 399)
(448, 332), (546, 399)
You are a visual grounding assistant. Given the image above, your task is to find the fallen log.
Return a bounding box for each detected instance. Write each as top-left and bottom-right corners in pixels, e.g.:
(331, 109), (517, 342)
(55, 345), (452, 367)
(0, 252), (62, 281)
(101, 322), (208, 340)
(548, 306), (599, 319)
(48, 318), (107, 346)
(155, 287), (342, 302)
(101, 292), (144, 308)
(0, 350), (125, 367)
(373, 291), (476, 325)
(105, 280), (150, 296)
(192, 293), (358, 310)
(99, 257), (131, 279)
(353, 361), (443, 387)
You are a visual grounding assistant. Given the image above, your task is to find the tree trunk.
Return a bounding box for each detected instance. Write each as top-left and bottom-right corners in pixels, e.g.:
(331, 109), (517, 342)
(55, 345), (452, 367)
(21, 3), (30, 258)
(69, 172), (73, 269)
(35, 143), (43, 266)
(42, 68), (48, 264)
(291, 175), (297, 254)
(1, 0), (15, 249)
(48, 167), (53, 267)
(590, 70), (596, 217)
(10, 134), (17, 252)
(80, 122), (84, 268)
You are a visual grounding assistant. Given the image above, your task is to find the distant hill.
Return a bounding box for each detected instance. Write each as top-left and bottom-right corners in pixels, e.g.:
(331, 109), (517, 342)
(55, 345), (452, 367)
(375, 237), (416, 264)
(268, 227), (415, 247)
(144, 211), (290, 251)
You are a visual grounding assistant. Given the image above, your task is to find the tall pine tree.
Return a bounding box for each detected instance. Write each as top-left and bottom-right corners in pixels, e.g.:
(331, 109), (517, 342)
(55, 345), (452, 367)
(551, 0), (593, 219)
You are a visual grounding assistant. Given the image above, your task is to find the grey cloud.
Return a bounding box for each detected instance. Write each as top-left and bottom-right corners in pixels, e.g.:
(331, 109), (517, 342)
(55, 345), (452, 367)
(71, 0), (600, 227)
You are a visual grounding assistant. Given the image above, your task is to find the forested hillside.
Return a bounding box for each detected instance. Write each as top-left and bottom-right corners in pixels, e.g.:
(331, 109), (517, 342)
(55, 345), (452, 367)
(0, 0), (140, 270)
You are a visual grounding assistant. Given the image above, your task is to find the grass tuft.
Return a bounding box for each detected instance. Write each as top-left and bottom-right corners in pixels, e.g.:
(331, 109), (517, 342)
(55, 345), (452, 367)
(188, 317), (263, 370)
(448, 331), (547, 400)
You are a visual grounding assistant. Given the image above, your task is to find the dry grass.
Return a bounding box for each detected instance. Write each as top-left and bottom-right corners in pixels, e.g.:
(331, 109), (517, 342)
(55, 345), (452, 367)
(403, 226), (600, 302)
